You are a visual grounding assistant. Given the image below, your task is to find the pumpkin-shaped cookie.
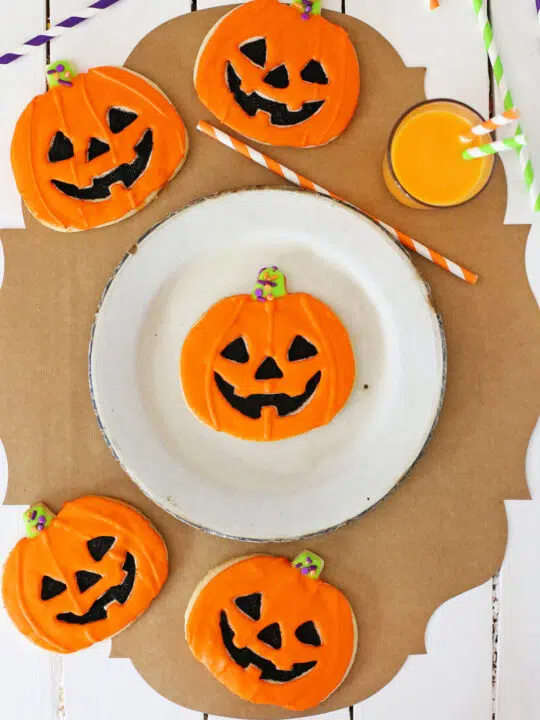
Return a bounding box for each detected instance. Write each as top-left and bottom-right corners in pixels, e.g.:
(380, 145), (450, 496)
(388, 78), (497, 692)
(185, 551), (357, 710)
(11, 63), (188, 232)
(2, 496), (168, 653)
(194, 0), (360, 147)
(180, 267), (356, 441)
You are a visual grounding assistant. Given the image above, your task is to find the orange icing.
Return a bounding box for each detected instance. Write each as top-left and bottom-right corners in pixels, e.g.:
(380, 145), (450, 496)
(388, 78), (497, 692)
(194, 0), (360, 147)
(2, 496), (168, 653)
(185, 555), (356, 710)
(11, 66), (188, 231)
(180, 288), (356, 441)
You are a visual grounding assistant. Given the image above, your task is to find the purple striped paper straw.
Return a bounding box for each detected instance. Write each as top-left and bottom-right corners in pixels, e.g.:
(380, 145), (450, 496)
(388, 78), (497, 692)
(0, 0), (121, 65)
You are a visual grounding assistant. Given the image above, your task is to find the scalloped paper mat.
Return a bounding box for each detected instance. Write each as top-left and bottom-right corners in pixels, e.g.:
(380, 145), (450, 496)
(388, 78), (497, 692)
(0, 7), (538, 718)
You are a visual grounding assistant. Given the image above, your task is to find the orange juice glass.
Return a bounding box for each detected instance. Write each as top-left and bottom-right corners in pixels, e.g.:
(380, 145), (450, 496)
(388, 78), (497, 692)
(383, 99), (495, 209)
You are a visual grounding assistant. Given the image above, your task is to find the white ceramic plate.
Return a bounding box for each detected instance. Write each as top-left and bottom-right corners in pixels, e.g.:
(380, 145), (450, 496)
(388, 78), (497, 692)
(90, 188), (445, 541)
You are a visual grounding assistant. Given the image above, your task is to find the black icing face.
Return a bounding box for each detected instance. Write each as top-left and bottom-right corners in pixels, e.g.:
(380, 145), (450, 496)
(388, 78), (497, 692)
(226, 37), (328, 126)
(40, 535), (137, 625)
(48, 107), (153, 201)
(214, 334), (321, 419)
(219, 591), (320, 682)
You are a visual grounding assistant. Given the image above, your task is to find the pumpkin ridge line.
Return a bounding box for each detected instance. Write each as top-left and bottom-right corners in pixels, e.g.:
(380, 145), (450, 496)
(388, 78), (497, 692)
(299, 294), (336, 422)
(53, 519), (125, 565)
(79, 73), (137, 211)
(60, 503), (163, 592)
(92, 68), (170, 120)
(41, 526), (98, 645)
(205, 295), (250, 430)
(264, 299), (275, 440)
(13, 543), (70, 652)
(25, 100), (64, 229)
(50, 88), (89, 229)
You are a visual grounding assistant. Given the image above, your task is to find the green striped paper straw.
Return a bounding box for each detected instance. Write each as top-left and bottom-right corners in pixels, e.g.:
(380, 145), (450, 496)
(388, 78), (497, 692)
(472, 0), (540, 212)
(463, 134), (527, 159)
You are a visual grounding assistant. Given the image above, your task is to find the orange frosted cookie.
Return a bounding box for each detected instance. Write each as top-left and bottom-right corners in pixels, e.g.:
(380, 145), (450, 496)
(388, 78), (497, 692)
(2, 496), (168, 653)
(194, 0), (360, 147)
(11, 62), (188, 232)
(180, 267), (356, 441)
(185, 551), (357, 711)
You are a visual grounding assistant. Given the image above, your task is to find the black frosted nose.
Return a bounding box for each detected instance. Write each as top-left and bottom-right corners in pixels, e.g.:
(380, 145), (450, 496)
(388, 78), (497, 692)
(255, 357), (284, 380)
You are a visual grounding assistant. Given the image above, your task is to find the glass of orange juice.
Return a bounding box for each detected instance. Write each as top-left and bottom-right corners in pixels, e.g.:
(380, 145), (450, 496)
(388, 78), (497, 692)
(383, 99), (495, 209)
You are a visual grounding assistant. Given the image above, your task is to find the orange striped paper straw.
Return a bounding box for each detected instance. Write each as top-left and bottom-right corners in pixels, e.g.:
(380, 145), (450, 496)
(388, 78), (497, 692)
(197, 121), (478, 285)
(461, 108), (520, 142)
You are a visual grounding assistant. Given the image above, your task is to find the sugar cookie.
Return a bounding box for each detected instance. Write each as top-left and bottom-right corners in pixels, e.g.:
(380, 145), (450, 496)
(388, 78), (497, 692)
(185, 551), (357, 710)
(180, 267), (356, 441)
(2, 496), (168, 653)
(194, 0), (360, 148)
(11, 63), (188, 232)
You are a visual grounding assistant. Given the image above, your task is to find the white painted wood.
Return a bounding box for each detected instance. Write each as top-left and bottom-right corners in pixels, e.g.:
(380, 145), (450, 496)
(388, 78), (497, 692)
(495, 420), (540, 720)
(0, 440), (8, 504)
(0, 2), (47, 228)
(63, 645), (203, 720)
(1, 0), (538, 718)
(491, 6), (540, 713)
(0, 506), (60, 720)
(491, 0), (540, 224)
(525, 219), (540, 305)
(345, 0), (489, 116)
(354, 581), (493, 720)
(49, 0), (191, 67)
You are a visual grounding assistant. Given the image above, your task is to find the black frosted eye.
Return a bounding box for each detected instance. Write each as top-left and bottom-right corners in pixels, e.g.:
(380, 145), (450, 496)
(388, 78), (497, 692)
(257, 623), (282, 649)
(264, 64), (289, 89)
(107, 107), (138, 134)
(301, 60), (328, 85)
(234, 592), (262, 620)
(48, 131), (74, 163)
(41, 576), (67, 601)
(221, 337), (249, 363)
(240, 38), (267, 68)
(295, 620), (321, 646)
(288, 335), (318, 362)
(87, 536), (115, 562)
(87, 137), (110, 162)
(75, 570), (102, 593)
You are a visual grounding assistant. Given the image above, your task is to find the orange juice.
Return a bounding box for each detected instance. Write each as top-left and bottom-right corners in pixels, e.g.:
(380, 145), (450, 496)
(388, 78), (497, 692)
(383, 100), (494, 209)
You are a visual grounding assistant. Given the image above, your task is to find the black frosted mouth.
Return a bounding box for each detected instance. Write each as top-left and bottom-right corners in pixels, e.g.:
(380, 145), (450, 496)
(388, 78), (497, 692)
(226, 62), (324, 127)
(56, 552), (136, 625)
(51, 129), (153, 201)
(220, 610), (317, 682)
(214, 370), (321, 420)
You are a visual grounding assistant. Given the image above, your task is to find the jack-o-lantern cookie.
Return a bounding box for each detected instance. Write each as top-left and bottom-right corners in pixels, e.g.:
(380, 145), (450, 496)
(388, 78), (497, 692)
(185, 551), (357, 710)
(180, 267), (355, 441)
(194, 0), (360, 147)
(11, 61), (188, 232)
(2, 496), (168, 653)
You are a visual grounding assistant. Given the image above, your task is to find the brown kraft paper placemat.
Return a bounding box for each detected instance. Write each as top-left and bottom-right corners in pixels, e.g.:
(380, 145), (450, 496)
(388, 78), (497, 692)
(1, 7), (539, 718)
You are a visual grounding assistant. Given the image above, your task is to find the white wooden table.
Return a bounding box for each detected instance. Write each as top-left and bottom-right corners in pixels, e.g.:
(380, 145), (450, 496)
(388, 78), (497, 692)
(0, 1), (539, 718)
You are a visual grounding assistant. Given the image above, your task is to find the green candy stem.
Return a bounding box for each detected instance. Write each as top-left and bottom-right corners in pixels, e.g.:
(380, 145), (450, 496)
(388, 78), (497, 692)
(292, 550), (324, 580)
(46, 60), (77, 89)
(24, 503), (55, 539)
(252, 267), (287, 302)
